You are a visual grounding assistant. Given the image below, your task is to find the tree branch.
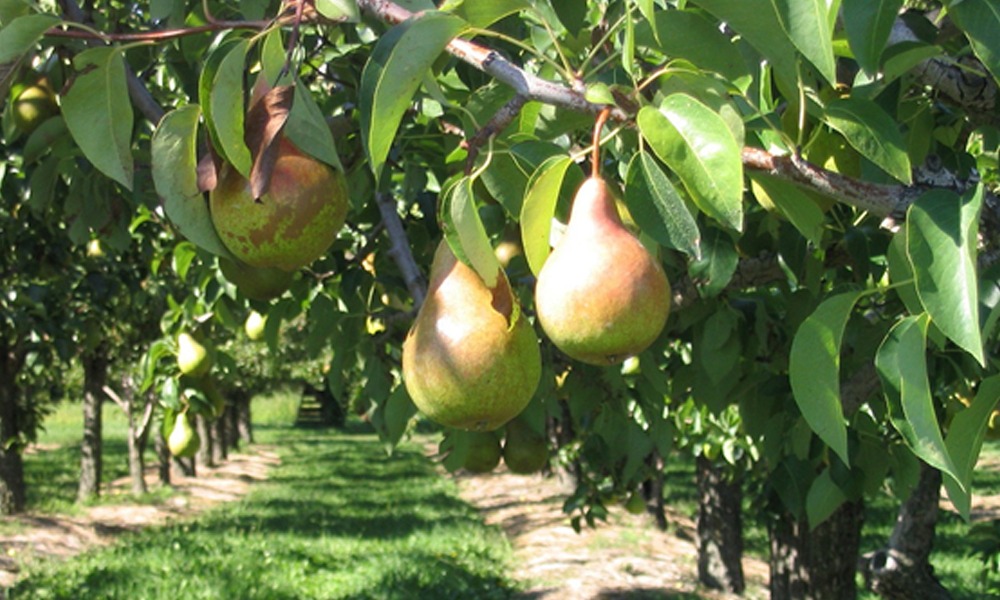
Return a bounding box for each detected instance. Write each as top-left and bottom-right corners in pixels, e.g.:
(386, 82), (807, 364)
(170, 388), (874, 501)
(375, 192), (426, 308)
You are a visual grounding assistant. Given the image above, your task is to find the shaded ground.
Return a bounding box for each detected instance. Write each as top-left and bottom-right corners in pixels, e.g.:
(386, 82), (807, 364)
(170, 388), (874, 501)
(452, 465), (769, 600)
(0, 446), (280, 588)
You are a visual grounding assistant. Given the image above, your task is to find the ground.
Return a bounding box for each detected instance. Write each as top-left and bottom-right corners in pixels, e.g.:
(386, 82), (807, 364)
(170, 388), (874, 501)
(2, 442), (997, 598)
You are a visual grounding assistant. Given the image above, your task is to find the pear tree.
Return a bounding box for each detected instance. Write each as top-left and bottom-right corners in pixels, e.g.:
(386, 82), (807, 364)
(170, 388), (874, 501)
(3, 0), (1000, 597)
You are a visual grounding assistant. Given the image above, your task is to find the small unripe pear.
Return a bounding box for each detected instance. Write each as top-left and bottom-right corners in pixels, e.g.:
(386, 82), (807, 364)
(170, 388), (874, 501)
(464, 432), (502, 473)
(177, 332), (211, 378)
(244, 311), (267, 341)
(534, 176), (671, 365)
(167, 412), (200, 458)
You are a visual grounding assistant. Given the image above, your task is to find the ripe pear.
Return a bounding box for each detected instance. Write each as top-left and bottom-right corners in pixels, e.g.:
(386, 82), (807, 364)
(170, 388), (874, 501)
(167, 412), (200, 458)
(210, 138), (348, 272)
(502, 416), (549, 474)
(177, 332), (211, 378)
(402, 242), (541, 431)
(244, 310), (267, 341)
(464, 432), (502, 473)
(534, 176), (671, 365)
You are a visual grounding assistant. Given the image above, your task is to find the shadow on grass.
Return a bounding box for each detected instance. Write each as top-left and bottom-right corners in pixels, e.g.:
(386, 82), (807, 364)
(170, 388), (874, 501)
(9, 425), (521, 600)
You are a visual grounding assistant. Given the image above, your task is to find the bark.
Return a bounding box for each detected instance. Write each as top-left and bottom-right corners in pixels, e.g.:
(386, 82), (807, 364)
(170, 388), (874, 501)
(195, 412), (214, 469)
(860, 462), (952, 599)
(77, 347), (108, 502)
(155, 427), (171, 485)
(768, 500), (865, 600)
(212, 413), (227, 464)
(225, 401), (240, 451)
(125, 388), (155, 496)
(697, 455), (745, 594)
(235, 389), (253, 445)
(0, 347), (26, 515)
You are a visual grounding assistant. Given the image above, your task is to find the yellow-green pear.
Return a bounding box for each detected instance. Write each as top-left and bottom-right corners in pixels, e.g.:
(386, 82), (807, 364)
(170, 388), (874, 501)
(402, 242), (541, 431)
(534, 176), (671, 365)
(244, 311), (267, 341)
(177, 332), (211, 378)
(167, 412), (200, 458)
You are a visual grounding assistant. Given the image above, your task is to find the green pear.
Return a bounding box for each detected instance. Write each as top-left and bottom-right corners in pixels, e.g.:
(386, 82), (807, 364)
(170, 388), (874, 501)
(502, 416), (548, 474)
(534, 176), (671, 365)
(402, 242), (541, 431)
(244, 311), (267, 341)
(177, 332), (211, 378)
(464, 432), (502, 473)
(167, 412), (200, 458)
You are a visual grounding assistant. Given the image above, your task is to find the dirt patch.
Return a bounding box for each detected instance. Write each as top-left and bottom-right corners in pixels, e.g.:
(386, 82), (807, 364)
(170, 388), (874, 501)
(451, 465), (770, 599)
(0, 446), (280, 589)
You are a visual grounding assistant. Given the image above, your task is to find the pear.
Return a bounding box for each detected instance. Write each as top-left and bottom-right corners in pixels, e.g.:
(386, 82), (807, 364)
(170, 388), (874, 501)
(177, 332), (211, 378)
(402, 242), (541, 431)
(167, 412), (200, 458)
(244, 311), (267, 341)
(502, 416), (549, 474)
(534, 176), (671, 365)
(464, 432), (502, 473)
(624, 490), (646, 515)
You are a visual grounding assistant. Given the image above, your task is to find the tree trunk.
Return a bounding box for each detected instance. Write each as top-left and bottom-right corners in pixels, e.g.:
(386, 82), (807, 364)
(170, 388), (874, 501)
(77, 347), (108, 502)
(126, 387), (155, 496)
(697, 455), (745, 594)
(860, 462), (952, 599)
(0, 346), (26, 515)
(212, 414), (227, 464)
(235, 389), (253, 445)
(769, 500), (864, 600)
(155, 427), (171, 486)
(195, 413), (214, 469)
(226, 401), (240, 451)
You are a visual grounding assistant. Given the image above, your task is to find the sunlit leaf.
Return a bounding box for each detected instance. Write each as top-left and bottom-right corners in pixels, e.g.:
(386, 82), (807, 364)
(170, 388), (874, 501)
(906, 187), (984, 365)
(520, 155), (574, 276)
(360, 11), (466, 180)
(624, 151), (700, 258)
(823, 97), (912, 184)
(842, 0), (903, 73)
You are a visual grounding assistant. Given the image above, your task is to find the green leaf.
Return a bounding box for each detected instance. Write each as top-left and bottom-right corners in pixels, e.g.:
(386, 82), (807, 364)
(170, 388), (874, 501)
(634, 9), (750, 90)
(876, 315), (962, 489)
(692, 0), (835, 85)
(637, 97), (743, 231)
(688, 226), (738, 297)
(286, 78), (344, 171)
(360, 12), (466, 180)
(441, 177), (502, 288)
(62, 47), (134, 190)
(823, 98), (912, 184)
(944, 375), (1000, 519)
(624, 151), (701, 258)
(906, 187), (984, 365)
(152, 105), (236, 260)
(788, 291), (861, 466)
(519, 155), (574, 276)
(0, 13), (59, 63)
(373, 385), (418, 452)
(842, 0), (903, 74)
(749, 173), (825, 246)
(315, 0), (359, 22)
(447, 0), (528, 28)
(209, 39), (251, 176)
(806, 468), (847, 529)
(948, 0), (1000, 86)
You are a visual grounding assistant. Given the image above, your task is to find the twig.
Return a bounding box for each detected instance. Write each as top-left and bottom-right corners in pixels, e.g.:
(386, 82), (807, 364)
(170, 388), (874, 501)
(376, 192), (427, 308)
(102, 384), (127, 410)
(462, 94), (527, 174)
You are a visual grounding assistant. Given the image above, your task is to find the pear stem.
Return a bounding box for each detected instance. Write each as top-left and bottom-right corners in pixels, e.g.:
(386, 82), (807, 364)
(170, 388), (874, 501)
(591, 108), (611, 180)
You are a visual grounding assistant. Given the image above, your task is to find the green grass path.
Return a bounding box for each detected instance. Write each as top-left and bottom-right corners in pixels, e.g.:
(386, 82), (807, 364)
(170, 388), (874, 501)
(9, 423), (521, 599)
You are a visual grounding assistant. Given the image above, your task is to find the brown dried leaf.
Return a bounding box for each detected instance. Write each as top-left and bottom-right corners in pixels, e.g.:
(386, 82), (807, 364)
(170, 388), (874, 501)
(246, 80), (294, 199)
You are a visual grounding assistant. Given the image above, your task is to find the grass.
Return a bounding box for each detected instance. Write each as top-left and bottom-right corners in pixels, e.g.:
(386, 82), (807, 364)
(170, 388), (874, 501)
(8, 394), (521, 599)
